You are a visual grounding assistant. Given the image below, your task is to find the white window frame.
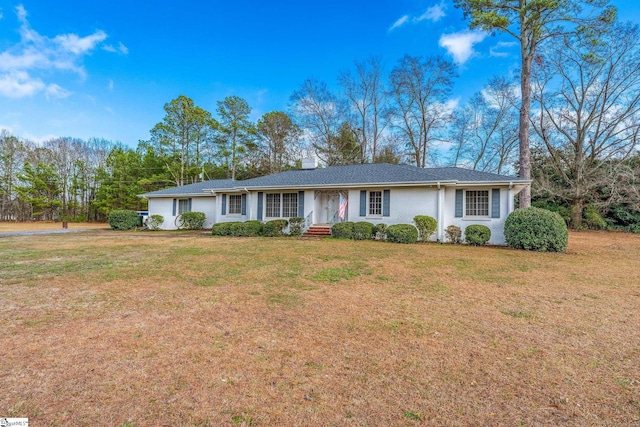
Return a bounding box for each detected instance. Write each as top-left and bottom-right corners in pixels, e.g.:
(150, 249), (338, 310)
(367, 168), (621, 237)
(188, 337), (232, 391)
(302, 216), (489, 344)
(368, 190), (383, 217)
(266, 193), (281, 218)
(465, 189), (490, 218)
(265, 192), (298, 218)
(178, 199), (190, 215)
(228, 194), (242, 215)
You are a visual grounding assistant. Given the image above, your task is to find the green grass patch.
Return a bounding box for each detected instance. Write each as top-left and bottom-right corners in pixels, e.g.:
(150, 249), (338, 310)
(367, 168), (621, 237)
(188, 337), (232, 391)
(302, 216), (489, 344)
(310, 267), (361, 282)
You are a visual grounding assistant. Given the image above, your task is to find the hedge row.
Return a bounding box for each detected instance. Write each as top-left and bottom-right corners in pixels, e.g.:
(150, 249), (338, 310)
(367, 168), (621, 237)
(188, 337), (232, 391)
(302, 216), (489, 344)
(211, 219), (304, 237)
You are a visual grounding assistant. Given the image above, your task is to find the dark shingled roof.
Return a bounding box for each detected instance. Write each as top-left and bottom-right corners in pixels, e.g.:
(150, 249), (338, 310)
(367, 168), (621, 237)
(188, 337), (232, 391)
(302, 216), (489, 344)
(236, 163), (526, 189)
(141, 179), (235, 197)
(141, 164), (528, 197)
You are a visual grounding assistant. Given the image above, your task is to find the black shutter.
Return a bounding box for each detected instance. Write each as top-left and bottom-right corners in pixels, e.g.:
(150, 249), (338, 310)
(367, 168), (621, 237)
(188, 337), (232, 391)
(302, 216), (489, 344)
(359, 190), (366, 217)
(221, 194), (226, 215)
(455, 190), (463, 218)
(257, 192), (263, 220)
(298, 191), (305, 217)
(172, 199), (176, 216)
(383, 190), (390, 217)
(241, 194), (247, 215)
(491, 189), (500, 218)
(188, 198), (192, 212)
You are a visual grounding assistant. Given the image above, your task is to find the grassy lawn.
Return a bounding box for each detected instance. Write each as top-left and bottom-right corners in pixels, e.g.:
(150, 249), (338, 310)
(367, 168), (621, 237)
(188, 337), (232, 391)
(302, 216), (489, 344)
(1, 230), (639, 426)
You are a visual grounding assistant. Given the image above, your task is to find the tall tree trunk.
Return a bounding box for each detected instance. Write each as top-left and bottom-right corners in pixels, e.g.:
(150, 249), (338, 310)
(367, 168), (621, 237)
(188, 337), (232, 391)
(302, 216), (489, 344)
(570, 198), (584, 230)
(518, 34), (533, 208)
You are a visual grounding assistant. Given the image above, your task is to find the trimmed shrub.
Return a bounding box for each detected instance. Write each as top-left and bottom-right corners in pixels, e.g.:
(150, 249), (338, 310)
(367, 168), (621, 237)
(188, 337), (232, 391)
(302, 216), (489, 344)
(445, 225), (462, 243)
(504, 207), (568, 252)
(374, 223), (387, 240)
(178, 211), (206, 230)
(465, 224), (491, 246)
(263, 219), (288, 237)
(353, 221), (375, 240)
(108, 209), (139, 231)
(386, 224), (418, 244)
(242, 220), (263, 237)
(331, 221), (355, 239)
(413, 215), (437, 242)
(211, 221), (241, 236)
(288, 217), (305, 236)
(147, 214), (164, 231)
(229, 222), (245, 237)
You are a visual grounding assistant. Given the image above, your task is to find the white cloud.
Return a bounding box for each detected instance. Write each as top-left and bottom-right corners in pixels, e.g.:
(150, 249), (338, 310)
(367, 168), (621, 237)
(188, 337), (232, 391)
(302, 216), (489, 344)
(0, 5), (120, 99)
(389, 15), (409, 31)
(108, 79), (114, 91)
(0, 71), (45, 97)
(416, 3), (446, 23)
(54, 31), (107, 54)
(490, 41), (517, 57)
(0, 8), (4, 20)
(45, 83), (71, 99)
(390, 2), (446, 32)
(439, 30), (487, 65)
(103, 41), (128, 55)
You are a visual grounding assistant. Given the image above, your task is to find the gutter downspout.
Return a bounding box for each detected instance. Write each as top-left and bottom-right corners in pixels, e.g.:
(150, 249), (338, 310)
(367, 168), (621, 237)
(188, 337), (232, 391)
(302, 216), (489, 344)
(436, 182), (445, 242)
(508, 182), (515, 215)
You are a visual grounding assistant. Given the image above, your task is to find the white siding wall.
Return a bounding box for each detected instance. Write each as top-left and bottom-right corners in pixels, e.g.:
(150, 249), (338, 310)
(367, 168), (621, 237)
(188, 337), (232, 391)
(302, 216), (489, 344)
(442, 187), (509, 245)
(347, 187), (439, 236)
(148, 198), (176, 230)
(217, 193), (249, 223)
(147, 196), (217, 230)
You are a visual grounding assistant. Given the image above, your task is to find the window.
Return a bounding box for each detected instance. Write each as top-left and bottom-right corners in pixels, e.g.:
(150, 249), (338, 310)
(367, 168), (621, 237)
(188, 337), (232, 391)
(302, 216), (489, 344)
(282, 193), (298, 218)
(466, 190), (489, 216)
(178, 199), (190, 214)
(369, 191), (382, 216)
(228, 194), (242, 215)
(266, 193), (281, 217)
(266, 192), (298, 218)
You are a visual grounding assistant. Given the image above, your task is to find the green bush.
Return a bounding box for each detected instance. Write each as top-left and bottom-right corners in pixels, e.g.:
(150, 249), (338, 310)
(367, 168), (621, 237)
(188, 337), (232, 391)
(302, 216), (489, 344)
(504, 207), (568, 252)
(242, 220), (264, 237)
(288, 217), (305, 236)
(532, 200), (570, 225)
(178, 211), (206, 230)
(331, 221), (355, 239)
(445, 225), (461, 243)
(465, 224), (491, 246)
(374, 223), (387, 240)
(147, 214), (164, 231)
(263, 219), (288, 237)
(583, 204), (607, 230)
(108, 209), (139, 231)
(386, 224), (418, 244)
(229, 222), (245, 236)
(413, 215), (437, 242)
(353, 221), (375, 240)
(211, 221), (241, 236)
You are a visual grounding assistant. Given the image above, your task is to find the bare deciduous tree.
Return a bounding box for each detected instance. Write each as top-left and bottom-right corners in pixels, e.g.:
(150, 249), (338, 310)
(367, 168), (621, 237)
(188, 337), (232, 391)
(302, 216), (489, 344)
(531, 23), (640, 228)
(338, 56), (389, 163)
(449, 76), (519, 174)
(388, 55), (456, 168)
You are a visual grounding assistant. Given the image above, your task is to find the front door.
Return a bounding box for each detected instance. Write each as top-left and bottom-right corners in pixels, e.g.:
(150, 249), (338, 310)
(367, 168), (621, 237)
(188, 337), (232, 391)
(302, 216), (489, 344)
(327, 193), (340, 223)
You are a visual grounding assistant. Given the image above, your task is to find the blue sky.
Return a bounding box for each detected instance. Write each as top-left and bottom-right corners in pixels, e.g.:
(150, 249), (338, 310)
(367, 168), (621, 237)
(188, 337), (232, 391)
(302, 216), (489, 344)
(1, 0), (638, 146)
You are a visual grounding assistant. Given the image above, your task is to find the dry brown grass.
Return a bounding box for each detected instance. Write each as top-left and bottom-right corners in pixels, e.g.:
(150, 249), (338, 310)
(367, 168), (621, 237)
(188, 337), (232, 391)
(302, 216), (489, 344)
(0, 222), (108, 232)
(1, 230), (639, 426)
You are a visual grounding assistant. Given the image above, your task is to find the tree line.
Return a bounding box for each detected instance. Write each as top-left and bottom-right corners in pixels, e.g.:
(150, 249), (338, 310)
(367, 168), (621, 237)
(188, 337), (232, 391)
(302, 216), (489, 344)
(1, 16), (639, 229)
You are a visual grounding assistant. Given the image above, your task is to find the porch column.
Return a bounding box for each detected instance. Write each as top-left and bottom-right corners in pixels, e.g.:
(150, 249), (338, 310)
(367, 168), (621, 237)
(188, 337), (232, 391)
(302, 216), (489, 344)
(437, 186), (445, 242)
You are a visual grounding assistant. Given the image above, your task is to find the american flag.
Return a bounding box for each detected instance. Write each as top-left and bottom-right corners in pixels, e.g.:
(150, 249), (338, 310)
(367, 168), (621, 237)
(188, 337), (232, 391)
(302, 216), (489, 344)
(338, 195), (347, 220)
